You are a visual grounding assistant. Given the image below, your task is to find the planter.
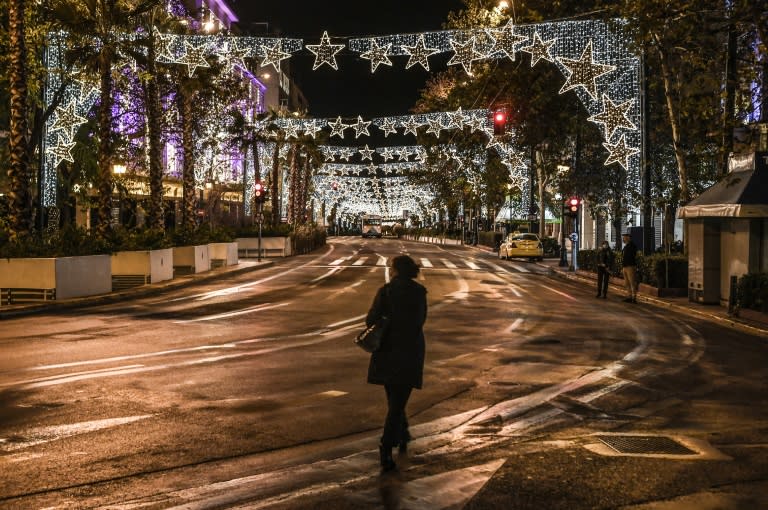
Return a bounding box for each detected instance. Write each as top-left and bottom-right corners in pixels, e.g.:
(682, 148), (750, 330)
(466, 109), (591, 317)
(236, 237), (293, 258)
(0, 255), (111, 304)
(638, 282), (688, 298)
(172, 245), (210, 275)
(208, 242), (239, 268)
(111, 248), (173, 291)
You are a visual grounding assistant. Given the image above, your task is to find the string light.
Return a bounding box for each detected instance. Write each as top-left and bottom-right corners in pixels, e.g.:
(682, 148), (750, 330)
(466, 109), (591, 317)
(358, 39), (393, 73)
(306, 31), (345, 70)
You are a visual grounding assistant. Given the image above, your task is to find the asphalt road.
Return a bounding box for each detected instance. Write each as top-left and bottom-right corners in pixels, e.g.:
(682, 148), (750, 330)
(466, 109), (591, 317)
(0, 237), (766, 509)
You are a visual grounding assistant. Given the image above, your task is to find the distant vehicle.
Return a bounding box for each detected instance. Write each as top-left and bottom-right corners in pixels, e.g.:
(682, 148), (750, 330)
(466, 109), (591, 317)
(361, 214), (383, 238)
(499, 232), (544, 261)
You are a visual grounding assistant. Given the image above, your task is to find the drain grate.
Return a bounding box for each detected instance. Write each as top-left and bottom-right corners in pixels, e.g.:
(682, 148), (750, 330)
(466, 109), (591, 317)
(596, 435), (697, 455)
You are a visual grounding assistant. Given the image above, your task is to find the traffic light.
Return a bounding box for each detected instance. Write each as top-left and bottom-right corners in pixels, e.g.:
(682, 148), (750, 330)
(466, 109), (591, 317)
(254, 181), (266, 204)
(567, 196), (580, 215)
(493, 109), (507, 135)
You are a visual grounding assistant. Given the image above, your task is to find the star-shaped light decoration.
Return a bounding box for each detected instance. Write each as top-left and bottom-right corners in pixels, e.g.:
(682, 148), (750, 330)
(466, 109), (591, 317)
(504, 151), (527, 171)
(380, 148), (395, 162)
(402, 117), (421, 136)
(306, 31), (345, 71)
(179, 40), (210, 77)
(324, 150), (336, 162)
(403, 34), (440, 71)
(352, 115), (372, 138)
(425, 117), (445, 137)
(603, 134), (640, 169)
(378, 118), (398, 136)
(48, 135), (76, 167)
(283, 122), (300, 139)
(447, 36), (482, 75)
(219, 39), (251, 71)
(520, 31), (556, 67)
(304, 120), (323, 139)
(328, 116), (349, 138)
(75, 77), (100, 100)
(509, 173), (527, 190)
(447, 107), (467, 130)
(557, 40), (616, 100)
(359, 144), (375, 161)
(588, 94), (636, 141)
(339, 147), (355, 161)
(486, 20), (528, 61)
(397, 147), (411, 161)
(360, 39), (392, 73)
(153, 28), (176, 62)
(50, 100), (87, 140)
(466, 115), (487, 133)
(486, 135), (504, 149)
(259, 39), (290, 73)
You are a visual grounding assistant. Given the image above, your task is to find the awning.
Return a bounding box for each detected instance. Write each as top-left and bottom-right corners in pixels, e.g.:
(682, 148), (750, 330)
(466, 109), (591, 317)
(677, 152), (768, 219)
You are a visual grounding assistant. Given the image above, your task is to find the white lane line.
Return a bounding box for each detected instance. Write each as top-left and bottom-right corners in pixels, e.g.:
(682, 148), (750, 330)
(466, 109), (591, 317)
(0, 415), (154, 452)
(176, 302), (291, 323)
(444, 270), (469, 300)
(441, 259), (457, 269)
(465, 261), (480, 270)
(352, 257), (367, 266)
(503, 317), (524, 334)
(507, 262), (530, 273)
(483, 260), (511, 273)
(540, 283), (577, 301)
(309, 266), (343, 284)
(420, 258), (433, 268)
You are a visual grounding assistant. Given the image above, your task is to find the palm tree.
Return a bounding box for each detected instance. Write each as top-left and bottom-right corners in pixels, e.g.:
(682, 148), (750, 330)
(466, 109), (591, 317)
(6, 0), (33, 239)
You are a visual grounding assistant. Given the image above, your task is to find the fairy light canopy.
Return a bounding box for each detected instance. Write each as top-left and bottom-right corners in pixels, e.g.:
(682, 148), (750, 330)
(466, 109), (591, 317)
(41, 18), (640, 220)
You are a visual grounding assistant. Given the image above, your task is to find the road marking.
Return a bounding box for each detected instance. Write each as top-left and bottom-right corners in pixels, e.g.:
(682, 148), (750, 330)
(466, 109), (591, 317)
(376, 255), (387, 266)
(465, 260), (480, 270)
(420, 258), (433, 268)
(352, 257), (366, 266)
(507, 262), (530, 273)
(329, 258), (345, 266)
(177, 302), (291, 323)
(503, 317), (524, 333)
(316, 390), (347, 398)
(0, 415), (153, 452)
(309, 267), (343, 284)
(540, 283), (577, 300)
(441, 258), (457, 269)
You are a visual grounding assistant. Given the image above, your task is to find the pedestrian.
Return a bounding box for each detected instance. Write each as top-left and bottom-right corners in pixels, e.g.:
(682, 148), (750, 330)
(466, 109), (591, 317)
(596, 240), (613, 298)
(365, 255), (427, 472)
(621, 232), (639, 303)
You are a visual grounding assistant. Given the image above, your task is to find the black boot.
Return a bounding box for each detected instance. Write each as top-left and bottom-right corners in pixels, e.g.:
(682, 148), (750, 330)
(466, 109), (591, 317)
(398, 429), (412, 453)
(379, 443), (396, 472)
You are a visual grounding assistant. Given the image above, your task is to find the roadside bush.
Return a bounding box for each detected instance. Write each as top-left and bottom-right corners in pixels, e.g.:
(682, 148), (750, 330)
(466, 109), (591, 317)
(737, 273), (768, 312)
(0, 225), (111, 258)
(105, 227), (172, 251)
(578, 249), (687, 287)
(478, 230), (503, 249)
(540, 236), (560, 257)
(292, 224), (327, 254)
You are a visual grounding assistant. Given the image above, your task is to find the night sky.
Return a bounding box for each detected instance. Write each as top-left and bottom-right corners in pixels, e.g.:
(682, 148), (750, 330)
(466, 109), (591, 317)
(228, 0), (466, 118)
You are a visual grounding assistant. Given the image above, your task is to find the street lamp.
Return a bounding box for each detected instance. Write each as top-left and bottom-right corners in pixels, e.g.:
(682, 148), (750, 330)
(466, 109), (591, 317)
(556, 165), (570, 267)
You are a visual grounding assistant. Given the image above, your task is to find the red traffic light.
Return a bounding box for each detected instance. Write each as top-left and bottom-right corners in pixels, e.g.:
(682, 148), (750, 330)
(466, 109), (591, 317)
(254, 181), (266, 202)
(493, 109), (507, 135)
(568, 197), (580, 213)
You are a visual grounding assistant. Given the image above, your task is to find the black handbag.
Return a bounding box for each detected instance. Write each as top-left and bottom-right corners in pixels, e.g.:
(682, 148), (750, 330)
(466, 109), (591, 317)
(355, 288), (391, 353)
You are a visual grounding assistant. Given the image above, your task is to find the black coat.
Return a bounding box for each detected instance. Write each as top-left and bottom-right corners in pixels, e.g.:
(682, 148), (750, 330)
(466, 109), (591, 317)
(365, 276), (427, 389)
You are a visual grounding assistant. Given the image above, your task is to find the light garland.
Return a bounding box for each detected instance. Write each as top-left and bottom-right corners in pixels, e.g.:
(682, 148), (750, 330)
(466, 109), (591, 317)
(306, 31), (345, 70)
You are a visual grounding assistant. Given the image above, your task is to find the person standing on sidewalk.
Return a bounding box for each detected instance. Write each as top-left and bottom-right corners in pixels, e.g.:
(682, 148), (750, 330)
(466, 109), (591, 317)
(596, 240), (613, 298)
(365, 255), (427, 472)
(621, 233), (639, 303)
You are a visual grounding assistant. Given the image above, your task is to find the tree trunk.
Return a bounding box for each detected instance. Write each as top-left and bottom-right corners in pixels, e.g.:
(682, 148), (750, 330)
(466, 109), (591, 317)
(7, 0), (33, 239)
(144, 33), (164, 230)
(287, 145), (298, 224)
(96, 43), (115, 237)
(653, 33), (690, 204)
(179, 88), (197, 230)
(270, 141), (281, 226)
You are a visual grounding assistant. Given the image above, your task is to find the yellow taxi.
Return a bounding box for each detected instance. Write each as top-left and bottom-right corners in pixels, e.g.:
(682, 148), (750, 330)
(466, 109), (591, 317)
(499, 232), (544, 261)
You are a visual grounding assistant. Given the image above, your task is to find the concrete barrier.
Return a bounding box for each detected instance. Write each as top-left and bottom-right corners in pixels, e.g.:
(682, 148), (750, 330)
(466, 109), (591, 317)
(236, 237), (292, 258)
(111, 249), (173, 288)
(209, 242), (239, 267)
(172, 245), (210, 275)
(0, 255), (111, 302)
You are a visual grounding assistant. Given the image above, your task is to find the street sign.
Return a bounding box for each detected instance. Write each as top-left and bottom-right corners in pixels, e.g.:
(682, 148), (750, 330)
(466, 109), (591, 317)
(569, 232), (579, 242)
(527, 214), (538, 221)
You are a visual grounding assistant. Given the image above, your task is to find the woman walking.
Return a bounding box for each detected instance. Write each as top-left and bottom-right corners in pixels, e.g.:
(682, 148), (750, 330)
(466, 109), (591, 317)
(365, 255), (427, 472)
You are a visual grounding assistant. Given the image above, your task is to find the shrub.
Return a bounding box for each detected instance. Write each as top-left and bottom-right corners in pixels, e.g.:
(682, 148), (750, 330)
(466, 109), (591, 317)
(292, 224), (327, 254)
(639, 254), (688, 288)
(0, 226), (111, 258)
(478, 230), (503, 248)
(737, 273), (768, 312)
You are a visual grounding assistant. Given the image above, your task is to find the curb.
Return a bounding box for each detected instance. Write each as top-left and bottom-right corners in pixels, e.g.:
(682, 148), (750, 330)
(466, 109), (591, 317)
(0, 259), (275, 320)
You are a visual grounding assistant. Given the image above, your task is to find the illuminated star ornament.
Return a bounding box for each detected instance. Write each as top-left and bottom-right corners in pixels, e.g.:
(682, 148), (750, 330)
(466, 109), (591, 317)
(603, 134), (639, 169)
(486, 20), (528, 61)
(179, 40), (210, 77)
(588, 94), (636, 140)
(403, 34), (440, 71)
(352, 115), (372, 137)
(48, 135), (76, 167)
(75, 77), (100, 100)
(520, 31), (556, 67)
(378, 118), (398, 136)
(425, 117), (445, 137)
(259, 40), (290, 72)
(359, 144), (375, 161)
(219, 40), (251, 71)
(306, 31), (345, 70)
(557, 40), (616, 100)
(153, 28), (176, 62)
(360, 39), (392, 73)
(50, 101), (87, 139)
(401, 117), (421, 136)
(447, 36), (482, 75)
(328, 116), (349, 138)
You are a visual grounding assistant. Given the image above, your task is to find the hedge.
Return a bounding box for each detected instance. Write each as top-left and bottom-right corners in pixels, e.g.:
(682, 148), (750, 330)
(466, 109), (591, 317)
(737, 273), (768, 312)
(577, 249), (688, 287)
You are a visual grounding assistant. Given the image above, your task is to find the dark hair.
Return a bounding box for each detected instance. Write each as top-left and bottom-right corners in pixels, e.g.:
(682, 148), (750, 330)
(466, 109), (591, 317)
(391, 255), (420, 279)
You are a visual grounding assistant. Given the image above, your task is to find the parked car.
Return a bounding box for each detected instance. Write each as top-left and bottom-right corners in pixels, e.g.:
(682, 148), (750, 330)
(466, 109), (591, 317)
(499, 232), (544, 261)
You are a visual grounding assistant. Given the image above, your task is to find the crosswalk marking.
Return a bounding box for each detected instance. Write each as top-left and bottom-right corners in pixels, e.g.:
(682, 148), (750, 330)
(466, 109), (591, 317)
(507, 262), (530, 273)
(441, 259), (457, 269)
(329, 258), (345, 266)
(465, 261), (480, 270)
(352, 257), (367, 266)
(420, 258), (433, 268)
(376, 256), (387, 266)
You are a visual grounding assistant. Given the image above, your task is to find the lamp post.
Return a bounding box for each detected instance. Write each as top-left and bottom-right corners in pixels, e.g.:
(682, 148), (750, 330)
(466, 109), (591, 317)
(556, 165), (570, 267)
(506, 183), (512, 236)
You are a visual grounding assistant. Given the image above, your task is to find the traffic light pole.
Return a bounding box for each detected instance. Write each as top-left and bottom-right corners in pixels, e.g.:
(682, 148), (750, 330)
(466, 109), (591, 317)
(559, 201), (568, 267)
(257, 201), (263, 262)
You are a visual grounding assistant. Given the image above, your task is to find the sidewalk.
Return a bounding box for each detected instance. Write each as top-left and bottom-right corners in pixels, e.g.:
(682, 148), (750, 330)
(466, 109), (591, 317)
(0, 258), (274, 320)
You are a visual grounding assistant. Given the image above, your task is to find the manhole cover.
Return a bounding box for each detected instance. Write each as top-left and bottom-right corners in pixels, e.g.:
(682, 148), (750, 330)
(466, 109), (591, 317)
(596, 435), (696, 455)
